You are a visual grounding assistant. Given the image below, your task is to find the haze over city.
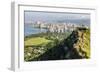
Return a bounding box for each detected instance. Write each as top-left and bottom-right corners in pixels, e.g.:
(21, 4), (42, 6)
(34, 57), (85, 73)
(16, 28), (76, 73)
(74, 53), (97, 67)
(24, 11), (90, 25)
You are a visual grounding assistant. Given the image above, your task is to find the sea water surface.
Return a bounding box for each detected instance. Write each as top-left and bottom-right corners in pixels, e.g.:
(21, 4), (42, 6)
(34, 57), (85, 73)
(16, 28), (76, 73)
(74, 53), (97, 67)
(24, 24), (47, 36)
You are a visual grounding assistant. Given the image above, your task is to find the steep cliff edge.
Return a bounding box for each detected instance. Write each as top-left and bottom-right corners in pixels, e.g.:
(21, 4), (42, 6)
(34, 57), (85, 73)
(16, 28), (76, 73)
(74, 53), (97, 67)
(65, 27), (90, 59)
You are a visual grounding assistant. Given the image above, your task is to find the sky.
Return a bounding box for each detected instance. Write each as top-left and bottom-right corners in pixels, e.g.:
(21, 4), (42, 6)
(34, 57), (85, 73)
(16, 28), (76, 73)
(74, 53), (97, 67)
(24, 11), (90, 25)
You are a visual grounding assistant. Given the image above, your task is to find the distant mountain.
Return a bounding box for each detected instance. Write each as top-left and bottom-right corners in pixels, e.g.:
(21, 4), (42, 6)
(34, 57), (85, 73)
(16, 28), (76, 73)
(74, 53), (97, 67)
(57, 19), (90, 26)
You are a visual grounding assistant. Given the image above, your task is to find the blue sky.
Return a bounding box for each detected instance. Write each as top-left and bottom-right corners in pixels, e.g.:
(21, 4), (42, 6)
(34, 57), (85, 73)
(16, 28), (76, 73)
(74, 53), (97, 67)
(24, 11), (90, 25)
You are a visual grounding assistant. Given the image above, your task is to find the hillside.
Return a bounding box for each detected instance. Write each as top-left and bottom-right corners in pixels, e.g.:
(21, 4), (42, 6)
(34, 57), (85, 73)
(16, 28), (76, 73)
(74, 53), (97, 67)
(32, 27), (90, 60)
(65, 27), (90, 59)
(24, 27), (90, 61)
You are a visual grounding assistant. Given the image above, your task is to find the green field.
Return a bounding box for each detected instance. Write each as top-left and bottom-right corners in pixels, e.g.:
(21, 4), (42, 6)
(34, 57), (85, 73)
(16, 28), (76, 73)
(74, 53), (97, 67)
(25, 37), (52, 46)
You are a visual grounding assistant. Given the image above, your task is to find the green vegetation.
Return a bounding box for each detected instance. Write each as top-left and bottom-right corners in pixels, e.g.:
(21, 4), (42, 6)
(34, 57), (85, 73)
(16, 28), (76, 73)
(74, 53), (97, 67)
(24, 28), (90, 61)
(25, 37), (52, 46)
(24, 32), (71, 61)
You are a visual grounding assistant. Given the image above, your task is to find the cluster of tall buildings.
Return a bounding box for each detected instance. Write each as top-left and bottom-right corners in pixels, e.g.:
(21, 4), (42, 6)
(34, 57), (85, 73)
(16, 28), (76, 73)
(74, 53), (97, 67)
(33, 21), (88, 33)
